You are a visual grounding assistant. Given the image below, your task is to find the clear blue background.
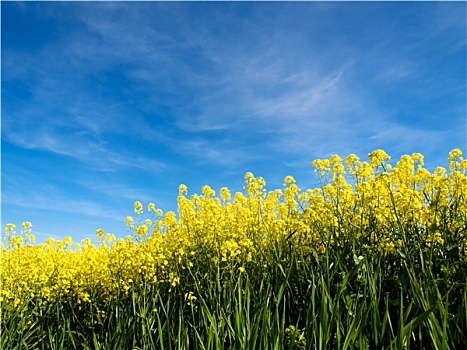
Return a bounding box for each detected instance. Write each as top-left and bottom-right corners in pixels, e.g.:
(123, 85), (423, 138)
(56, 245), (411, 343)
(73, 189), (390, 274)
(2, 1), (466, 243)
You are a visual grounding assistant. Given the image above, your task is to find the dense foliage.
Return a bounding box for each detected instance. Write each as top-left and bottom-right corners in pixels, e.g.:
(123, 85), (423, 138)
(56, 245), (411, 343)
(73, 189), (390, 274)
(1, 149), (466, 349)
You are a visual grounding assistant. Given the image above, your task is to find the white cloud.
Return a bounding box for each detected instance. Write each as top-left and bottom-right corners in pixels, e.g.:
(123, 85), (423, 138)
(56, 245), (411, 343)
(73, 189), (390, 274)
(2, 189), (123, 222)
(3, 1), (465, 174)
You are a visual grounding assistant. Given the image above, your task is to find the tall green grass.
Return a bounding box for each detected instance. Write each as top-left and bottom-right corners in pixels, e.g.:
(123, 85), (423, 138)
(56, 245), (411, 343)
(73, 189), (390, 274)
(2, 226), (466, 349)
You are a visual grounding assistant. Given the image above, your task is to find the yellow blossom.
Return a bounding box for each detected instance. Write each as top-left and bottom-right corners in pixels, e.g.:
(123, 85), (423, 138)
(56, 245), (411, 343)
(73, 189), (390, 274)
(134, 201), (143, 215)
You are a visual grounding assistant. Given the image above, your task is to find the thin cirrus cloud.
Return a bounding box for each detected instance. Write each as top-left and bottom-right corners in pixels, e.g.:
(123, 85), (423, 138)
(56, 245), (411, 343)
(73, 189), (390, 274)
(4, 3), (444, 161)
(2, 2), (465, 242)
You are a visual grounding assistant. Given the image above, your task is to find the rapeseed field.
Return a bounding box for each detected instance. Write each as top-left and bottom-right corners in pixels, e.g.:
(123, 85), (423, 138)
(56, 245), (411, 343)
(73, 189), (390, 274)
(1, 149), (466, 349)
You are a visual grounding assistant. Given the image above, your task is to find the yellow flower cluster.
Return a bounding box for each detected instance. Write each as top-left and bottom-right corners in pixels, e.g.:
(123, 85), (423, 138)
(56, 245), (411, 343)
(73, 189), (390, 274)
(1, 149), (466, 308)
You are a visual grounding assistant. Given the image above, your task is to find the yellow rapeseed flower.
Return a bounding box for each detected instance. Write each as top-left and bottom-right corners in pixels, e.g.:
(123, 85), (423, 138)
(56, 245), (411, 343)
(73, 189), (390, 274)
(125, 216), (134, 229)
(1, 148), (465, 311)
(179, 184), (188, 196)
(4, 223), (15, 237)
(134, 201), (143, 215)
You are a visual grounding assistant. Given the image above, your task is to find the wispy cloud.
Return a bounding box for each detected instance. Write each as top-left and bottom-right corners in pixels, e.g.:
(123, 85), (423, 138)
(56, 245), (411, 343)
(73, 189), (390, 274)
(3, 120), (167, 173)
(3, 189), (123, 223)
(2, 2), (465, 242)
(0, 3), (379, 169)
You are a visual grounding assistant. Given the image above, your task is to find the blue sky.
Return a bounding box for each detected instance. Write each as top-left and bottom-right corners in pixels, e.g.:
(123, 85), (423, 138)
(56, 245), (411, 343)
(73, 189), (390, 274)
(2, 1), (466, 244)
